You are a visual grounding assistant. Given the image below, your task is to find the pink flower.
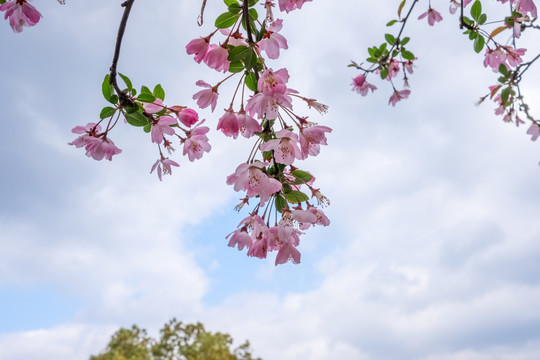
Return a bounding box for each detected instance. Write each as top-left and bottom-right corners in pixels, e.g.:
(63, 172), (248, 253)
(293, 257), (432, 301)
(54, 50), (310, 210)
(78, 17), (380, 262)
(186, 37), (210, 64)
(418, 7), (443, 26)
(203, 44), (230, 73)
(517, 0), (537, 17)
(226, 161), (282, 204)
(177, 108), (199, 127)
(143, 98), (164, 114)
(483, 47), (507, 71)
(246, 68), (293, 119)
(182, 124), (211, 161)
(260, 129), (302, 165)
(386, 59), (401, 81)
(226, 229), (253, 251)
(278, 0), (312, 13)
(258, 19), (288, 59)
(351, 74), (377, 96)
(83, 136), (122, 161)
(151, 156), (180, 181)
(151, 116), (176, 144)
(388, 89), (411, 106)
(449, 0), (472, 14)
(192, 80), (219, 112)
(68, 123), (101, 148)
(299, 125), (332, 159)
(527, 123), (540, 141)
(217, 109), (240, 138)
(0, 0), (42, 33)
(503, 46), (526, 67)
(237, 110), (262, 138)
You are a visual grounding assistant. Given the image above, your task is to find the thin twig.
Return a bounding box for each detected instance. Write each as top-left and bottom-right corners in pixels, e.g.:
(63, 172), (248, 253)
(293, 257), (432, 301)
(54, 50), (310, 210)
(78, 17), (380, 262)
(197, 0), (207, 26)
(110, 0), (135, 107)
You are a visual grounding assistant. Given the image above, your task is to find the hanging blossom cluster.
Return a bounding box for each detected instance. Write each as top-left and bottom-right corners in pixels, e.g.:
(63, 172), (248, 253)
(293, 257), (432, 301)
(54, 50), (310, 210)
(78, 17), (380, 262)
(185, 0), (331, 266)
(349, 0), (540, 152)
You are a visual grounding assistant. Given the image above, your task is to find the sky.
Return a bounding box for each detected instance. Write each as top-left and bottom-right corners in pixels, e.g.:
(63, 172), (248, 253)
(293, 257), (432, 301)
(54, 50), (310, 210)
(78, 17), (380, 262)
(1, 0), (540, 359)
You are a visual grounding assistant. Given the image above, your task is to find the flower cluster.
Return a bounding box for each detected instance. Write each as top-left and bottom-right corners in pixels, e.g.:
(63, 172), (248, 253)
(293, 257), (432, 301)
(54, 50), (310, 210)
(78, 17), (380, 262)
(187, 0), (331, 265)
(351, 0), (540, 154)
(69, 75), (210, 181)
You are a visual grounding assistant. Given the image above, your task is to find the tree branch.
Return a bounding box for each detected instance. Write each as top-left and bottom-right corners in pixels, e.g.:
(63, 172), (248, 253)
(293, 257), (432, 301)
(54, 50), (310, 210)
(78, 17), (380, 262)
(110, 0), (135, 107)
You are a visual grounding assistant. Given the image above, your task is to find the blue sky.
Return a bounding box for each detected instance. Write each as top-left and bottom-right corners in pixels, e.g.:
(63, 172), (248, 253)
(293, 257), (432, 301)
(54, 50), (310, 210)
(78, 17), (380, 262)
(1, 0), (540, 359)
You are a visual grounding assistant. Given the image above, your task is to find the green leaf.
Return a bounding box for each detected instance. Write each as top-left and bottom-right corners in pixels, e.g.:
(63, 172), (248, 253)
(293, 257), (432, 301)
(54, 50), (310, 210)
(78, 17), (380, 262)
(143, 123), (152, 133)
(228, 45), (251, 61)
(248, 8), (258, 20)
(473, 35), (485, 53)
(469, 31), (477, 40)
(125, 111), (149, 127)
(401, 36), (410, 46)
(245, 72), (258, 92)
(118, 73), (132, 91)
(380, 68), (388, 80)
(100, 106), (116, 119)
(398, 0), (406, 18)
(478, 13), (487, 25)
(224, 0), (237, 5)
(137, 93), (157, 103)
(284, 191), (309, 204)
(256, 20), (266, 42)
(228, 61), (245, 73)
(109, 94), (119, 105)
(153, 84), (165, 100)
(228, 2), (241, 13)
(385, 33), (396, 45)
(401, 50), (415, 60)
(291, 170), (313, 184)
(500, 87), (511, 105)
(471, 0), (482, 22)
(102, 74), (114, 103)
(386, 19), (398, 27)
(215, 11), (239, 29)
(248, 0), (258, 6)
(125, 104), (139, 114)
(499, 64), (510, 76)
(275, 195), (287, 213)
(141, 85), (152, 95)
(243, 47), (257, 70)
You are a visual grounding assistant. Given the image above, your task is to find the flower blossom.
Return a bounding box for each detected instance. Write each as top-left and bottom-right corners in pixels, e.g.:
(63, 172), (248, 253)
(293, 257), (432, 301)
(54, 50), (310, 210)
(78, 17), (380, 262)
(299, 125), (332, 159)
(177, 108), (199, 127)
(186, 37), (210, 63)
(449, 0), (473, 14)
(351, 74), (377, 96)
(217, 109), (240, 139)
(143, 98), (164, 114)
(0, 0), (42, 33)
(527, 123), (540, 141)
(258, 19), (288, 59)
(203, 44), (230, 73)
(83, 136), (122, 161)
(237, 110), (262, 138)
(389, 89), (411, 106)
(182, 123), (211, 161)
(192, 80), (219, 112)
(68, 123), (122, 161)
(151, 116), (176, 144)
(418, 7), (443, 26)
(226, 161), (282, 204)
(260, 129), (303, 165)
(150, 156), (180, 181)
(278, 0), (312, 13)
(246, 68), (294, 119)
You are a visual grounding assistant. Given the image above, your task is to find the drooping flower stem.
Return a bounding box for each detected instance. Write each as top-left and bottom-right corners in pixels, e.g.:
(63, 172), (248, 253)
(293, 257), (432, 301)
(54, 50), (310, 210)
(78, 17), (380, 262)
(109, 0), (135, 107)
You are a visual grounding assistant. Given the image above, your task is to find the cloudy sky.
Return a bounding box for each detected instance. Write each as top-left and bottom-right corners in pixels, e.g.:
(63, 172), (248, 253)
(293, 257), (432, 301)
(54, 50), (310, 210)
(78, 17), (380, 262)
(1, 0), (540, 359)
